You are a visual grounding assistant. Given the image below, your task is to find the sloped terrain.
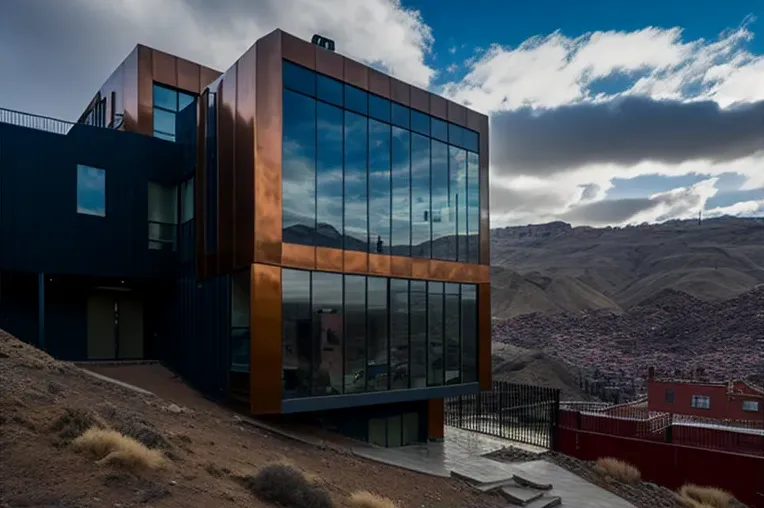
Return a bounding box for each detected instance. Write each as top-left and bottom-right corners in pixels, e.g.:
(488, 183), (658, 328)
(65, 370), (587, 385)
(0, 330), (498, 508)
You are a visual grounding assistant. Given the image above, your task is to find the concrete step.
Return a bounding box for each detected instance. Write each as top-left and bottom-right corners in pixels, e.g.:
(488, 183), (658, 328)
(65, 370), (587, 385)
(523, 496), (562, 508)
(513, 474), (553, 491)
(501, 485), (544, 505)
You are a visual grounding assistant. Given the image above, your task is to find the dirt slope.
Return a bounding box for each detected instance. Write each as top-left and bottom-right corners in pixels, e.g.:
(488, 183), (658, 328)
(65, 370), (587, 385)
(0, 330), (497, 508)
(491, 343), (585, 400)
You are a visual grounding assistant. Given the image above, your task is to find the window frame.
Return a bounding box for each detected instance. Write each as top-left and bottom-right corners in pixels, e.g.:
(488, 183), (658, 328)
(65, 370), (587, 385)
(76, 164), (107, 217)
(691, 395), (711, 409)
(742, 400), (760, 412)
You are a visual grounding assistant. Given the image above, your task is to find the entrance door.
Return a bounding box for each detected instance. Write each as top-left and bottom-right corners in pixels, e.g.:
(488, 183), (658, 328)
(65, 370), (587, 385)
(117, 295), (144, 359)
(87, 293), (116, 360)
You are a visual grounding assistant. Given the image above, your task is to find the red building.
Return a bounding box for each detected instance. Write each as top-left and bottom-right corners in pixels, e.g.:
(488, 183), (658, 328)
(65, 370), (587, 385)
(647, 369), (763, 421)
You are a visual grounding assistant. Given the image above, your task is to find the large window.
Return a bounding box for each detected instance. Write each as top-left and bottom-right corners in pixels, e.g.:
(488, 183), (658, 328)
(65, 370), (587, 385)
(147, 181), (178, 250)
(153, 83), (196, 142)
(281, 269), (479, 399)
(76, 164), (106, 217)
(691, 395), (711, 409)
(282, 60), (481, 262)
(230, 271), (250, 372)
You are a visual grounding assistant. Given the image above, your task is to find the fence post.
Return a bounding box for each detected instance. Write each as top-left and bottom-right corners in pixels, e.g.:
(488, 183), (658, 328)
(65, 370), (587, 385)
(550, 388), (560, 451)
(665, 425), (673, 443)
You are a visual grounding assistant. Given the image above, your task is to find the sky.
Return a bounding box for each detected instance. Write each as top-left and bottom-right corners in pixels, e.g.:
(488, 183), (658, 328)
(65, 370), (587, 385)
(1, 0), (764, 227)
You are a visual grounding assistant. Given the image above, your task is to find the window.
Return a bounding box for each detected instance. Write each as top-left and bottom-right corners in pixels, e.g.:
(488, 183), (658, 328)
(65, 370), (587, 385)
(664, 389), (674, 403)
(742, 400), (760, 412)
(409, 280), (427, 388)
(316, 102), (344, 248)
(430, 140), (451, 260)
(230, 271), (250, 372)
(445, 283), (460, 384)
(691, 395), (711, 409)
(344, 85), (368, 115)
(461, 284), (478, 383)
(282, 269), (312, 398)
(344, 275), (366, 393)
(180, 177), (194, 223)
(147, 181), (178, 250)
(391, 127), (411, 256)
(152, 83), (197, 142)
(411, 134), (431, 259)
(312, 272), (343, 396)
(367, 277), (389, 391)
(431, 117), (448, 143)
(467, 151), (480, 263)
(390, 279), (409, 389)
(284, 61), (317, 96)
(344, 111), (368, 251)
(450, 146), (468, 261)
(76, 164), (106, 217)
(369, 119), (391, 254)
(369, 95), (391, 123)
(317, 74), (342, 106)
(427, 281), (444, 386)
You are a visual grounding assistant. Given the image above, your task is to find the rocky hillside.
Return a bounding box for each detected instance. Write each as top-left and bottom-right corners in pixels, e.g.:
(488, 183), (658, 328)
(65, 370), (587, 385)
(493, 286), (764, 392)
(491, 217), (764, 318)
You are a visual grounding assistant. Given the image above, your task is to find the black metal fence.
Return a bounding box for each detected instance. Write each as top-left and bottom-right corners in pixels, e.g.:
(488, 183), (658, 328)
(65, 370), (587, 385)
(445, 381), (561, 448)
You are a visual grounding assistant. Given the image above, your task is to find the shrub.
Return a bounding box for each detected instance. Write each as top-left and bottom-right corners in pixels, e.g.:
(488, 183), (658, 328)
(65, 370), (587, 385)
(71, 427), (165, 471)
(678, 484), (734, 508)
(51, 407), (106, 444)
(349, 490), (398, 508)
(241, 463), (334, 508)
(593, 457), (641, 485)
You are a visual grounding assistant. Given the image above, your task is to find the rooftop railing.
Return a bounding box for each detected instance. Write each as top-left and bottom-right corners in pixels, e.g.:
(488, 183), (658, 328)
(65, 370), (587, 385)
(0, 107), (124, 135)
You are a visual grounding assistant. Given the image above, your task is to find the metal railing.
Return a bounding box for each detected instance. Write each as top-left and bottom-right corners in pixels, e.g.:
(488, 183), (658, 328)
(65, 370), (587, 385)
(445, 381), (561, 449)
(0, 107), (125, 135)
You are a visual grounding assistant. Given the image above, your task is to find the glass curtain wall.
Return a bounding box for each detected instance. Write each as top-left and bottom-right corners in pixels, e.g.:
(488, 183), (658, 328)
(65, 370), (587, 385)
(282, 61), (481, 263)
(281, 268), (478, 399)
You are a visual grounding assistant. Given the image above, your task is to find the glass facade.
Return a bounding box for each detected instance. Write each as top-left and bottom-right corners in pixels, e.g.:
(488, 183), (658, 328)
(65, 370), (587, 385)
(281, 268), (478, 399)
(282, 61), (481, 262)
(152, 83), (197, 142)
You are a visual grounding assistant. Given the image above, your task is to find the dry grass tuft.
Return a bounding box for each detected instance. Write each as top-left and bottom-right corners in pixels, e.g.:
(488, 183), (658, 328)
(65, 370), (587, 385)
(71, 427), (165, 471)
(593, 457), (641, 485)
(349, 490), (398, 508)
(240, 463), (334, 508)
(51, 407), (107, 445)
(677, 484), (734, 508)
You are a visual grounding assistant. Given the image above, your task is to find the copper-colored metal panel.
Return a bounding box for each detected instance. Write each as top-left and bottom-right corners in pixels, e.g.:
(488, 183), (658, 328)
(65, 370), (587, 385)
(250, 264), (283, 414)
(477, 264), (490, 283)
(344, 250), (368, 274)
(195, 90), (208, 279)
(478, 282), (492, 390)
(344, 58), (369, 90)
(411, 258), (429, 279)
(467, 108), (482, 132)
(369, 253), (391, 275)
(368, 69), (391, 98)
(201, 66), (222, 89)
(136, 45), (154, 136)
(235, 45), (257, 269)
(177, 58), (200, 93)
(427, 398), (445, 439)
(151, 49), (177, 88)
(122, 47), (139, 132)
(316, 247), (343, 272)
(281, 31), (316, 70)
(478, 116), (490, 265)
(315, 48), (344, 80)
(218, 64), (237, 274)
(447, 101), (468, 127)
(390, 256), (411, 278)
(282, 243), (315, 270)
(390, 78), (410, 106)
(429, 94), (448, 120)
(410, 86), (429, 113)
(254, 31), (284, 265)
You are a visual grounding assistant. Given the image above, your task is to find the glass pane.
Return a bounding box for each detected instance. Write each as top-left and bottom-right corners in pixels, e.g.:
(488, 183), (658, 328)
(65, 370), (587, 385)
(181, 177), (194, 223)
(282, 269), (312, 398)
(153, 108), (176, 136)
(283, 60), (316, 96)
(282, 90), (317, 244)
(427, 282), (444, 386)
(391, 103), (410, 129)
(76, 164), (106, 217)
(391, 127), (411, 257)
(409, 280), (427, 388)
(154, 131), (175, 142)
(312, 271), (344, 396)
(467, 151), (480, 264)
(231, 270), (250, 328)
(147, 181), (178, 224)
(465, 129), (479, 153)
(450, 147), (468, 262)
(461, 284), (477, 383)
(344, 275), (367, 394)
(178, 92), (196, 112)
(445, 283), (460, 384)
(411, 110), (429, 136)
(369, 119), (391, 254)
(316, 102), (344, 249)
(448, 123), (464, 148)
(153, 83), (177, 111)
(343, 111), (368, 251)
(430, 140), (452, 260)
(231, 328), (250, 372)
(431, 117), (448, 142)
(390, 279), (409, 389)
(411, 133), (431, 259)
(317, 74), (343, 106)
(344, 84), (368, 115)
(367, 277), (389, 391)
(369, 95), (391, 123)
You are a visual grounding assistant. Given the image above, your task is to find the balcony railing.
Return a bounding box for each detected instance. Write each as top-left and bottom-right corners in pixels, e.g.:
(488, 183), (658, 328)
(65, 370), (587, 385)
(0, 107), (125, 135)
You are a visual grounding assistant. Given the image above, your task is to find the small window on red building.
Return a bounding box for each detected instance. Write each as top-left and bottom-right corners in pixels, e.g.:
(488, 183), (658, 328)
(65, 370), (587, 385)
(691, 395), (710, 409)
(665, 389), (674, 403)
(742, 401), (760, 412)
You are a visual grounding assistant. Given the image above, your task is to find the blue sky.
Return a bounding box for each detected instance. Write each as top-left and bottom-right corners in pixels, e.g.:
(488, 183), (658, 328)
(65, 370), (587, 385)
(1, 0), (763, 226)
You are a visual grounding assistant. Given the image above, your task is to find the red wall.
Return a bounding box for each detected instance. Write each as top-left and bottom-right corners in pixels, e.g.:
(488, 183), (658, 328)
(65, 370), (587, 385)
(649, 380), (764, 420)
(673, 425), (764, 456)
(556, 428), (764, 507)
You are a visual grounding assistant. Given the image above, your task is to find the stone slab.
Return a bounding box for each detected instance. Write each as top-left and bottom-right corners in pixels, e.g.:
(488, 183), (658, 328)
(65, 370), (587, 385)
(501, 485), (543, 505)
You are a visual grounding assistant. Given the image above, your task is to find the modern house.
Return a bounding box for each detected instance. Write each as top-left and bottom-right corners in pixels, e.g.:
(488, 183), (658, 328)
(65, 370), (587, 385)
(0, 29), (491, 446)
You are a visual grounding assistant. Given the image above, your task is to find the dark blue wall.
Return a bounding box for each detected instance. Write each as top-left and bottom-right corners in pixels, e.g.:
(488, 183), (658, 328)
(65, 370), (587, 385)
(0, 123), (183, 279)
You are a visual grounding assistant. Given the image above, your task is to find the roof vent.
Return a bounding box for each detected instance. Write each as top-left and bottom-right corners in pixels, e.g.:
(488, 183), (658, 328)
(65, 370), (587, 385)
(311, 34), (335, 52)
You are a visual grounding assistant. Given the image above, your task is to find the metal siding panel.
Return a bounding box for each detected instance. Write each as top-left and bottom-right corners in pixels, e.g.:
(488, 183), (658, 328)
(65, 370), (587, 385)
(177, 58), (201, 93)
(478, 282), (491, 390)
(344, 58), (369, 90)
(235, 46), (256, 269)
(410, 86), (429, 113)
(478, 116), (490, 265)
(282, 243), (316, 269)
(218, 64), (237, 274)
(152, 49), (178, 88)
(137, 45), (153, 136)
(315, 47), (344, 80)
(250, 263), (282, 414)
(427, 398), (445, 439)
(122, 48), (139, 132)
(429, 94), (448, 120)
(282, 31), (316, 70)
(344, 250), (368, 274)
(201, 67), (222, 89)
(447, 101), (468, 127)
(368, 68), (391, 98)
(368, 253), (391, 275)
(316, 246), (343, 272)
(390, 78), (410, 106)
(196, 91), (208, 279)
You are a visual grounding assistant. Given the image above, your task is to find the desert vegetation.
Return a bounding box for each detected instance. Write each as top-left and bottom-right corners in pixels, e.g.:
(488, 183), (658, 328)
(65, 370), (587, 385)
(71, 427), (166, 471)
(593, 457), (642, 485)
(677, 484), (735, 508)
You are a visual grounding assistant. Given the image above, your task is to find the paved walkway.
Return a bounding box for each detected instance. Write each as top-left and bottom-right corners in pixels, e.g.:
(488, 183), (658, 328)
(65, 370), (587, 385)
(353, 426), (636, 508)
